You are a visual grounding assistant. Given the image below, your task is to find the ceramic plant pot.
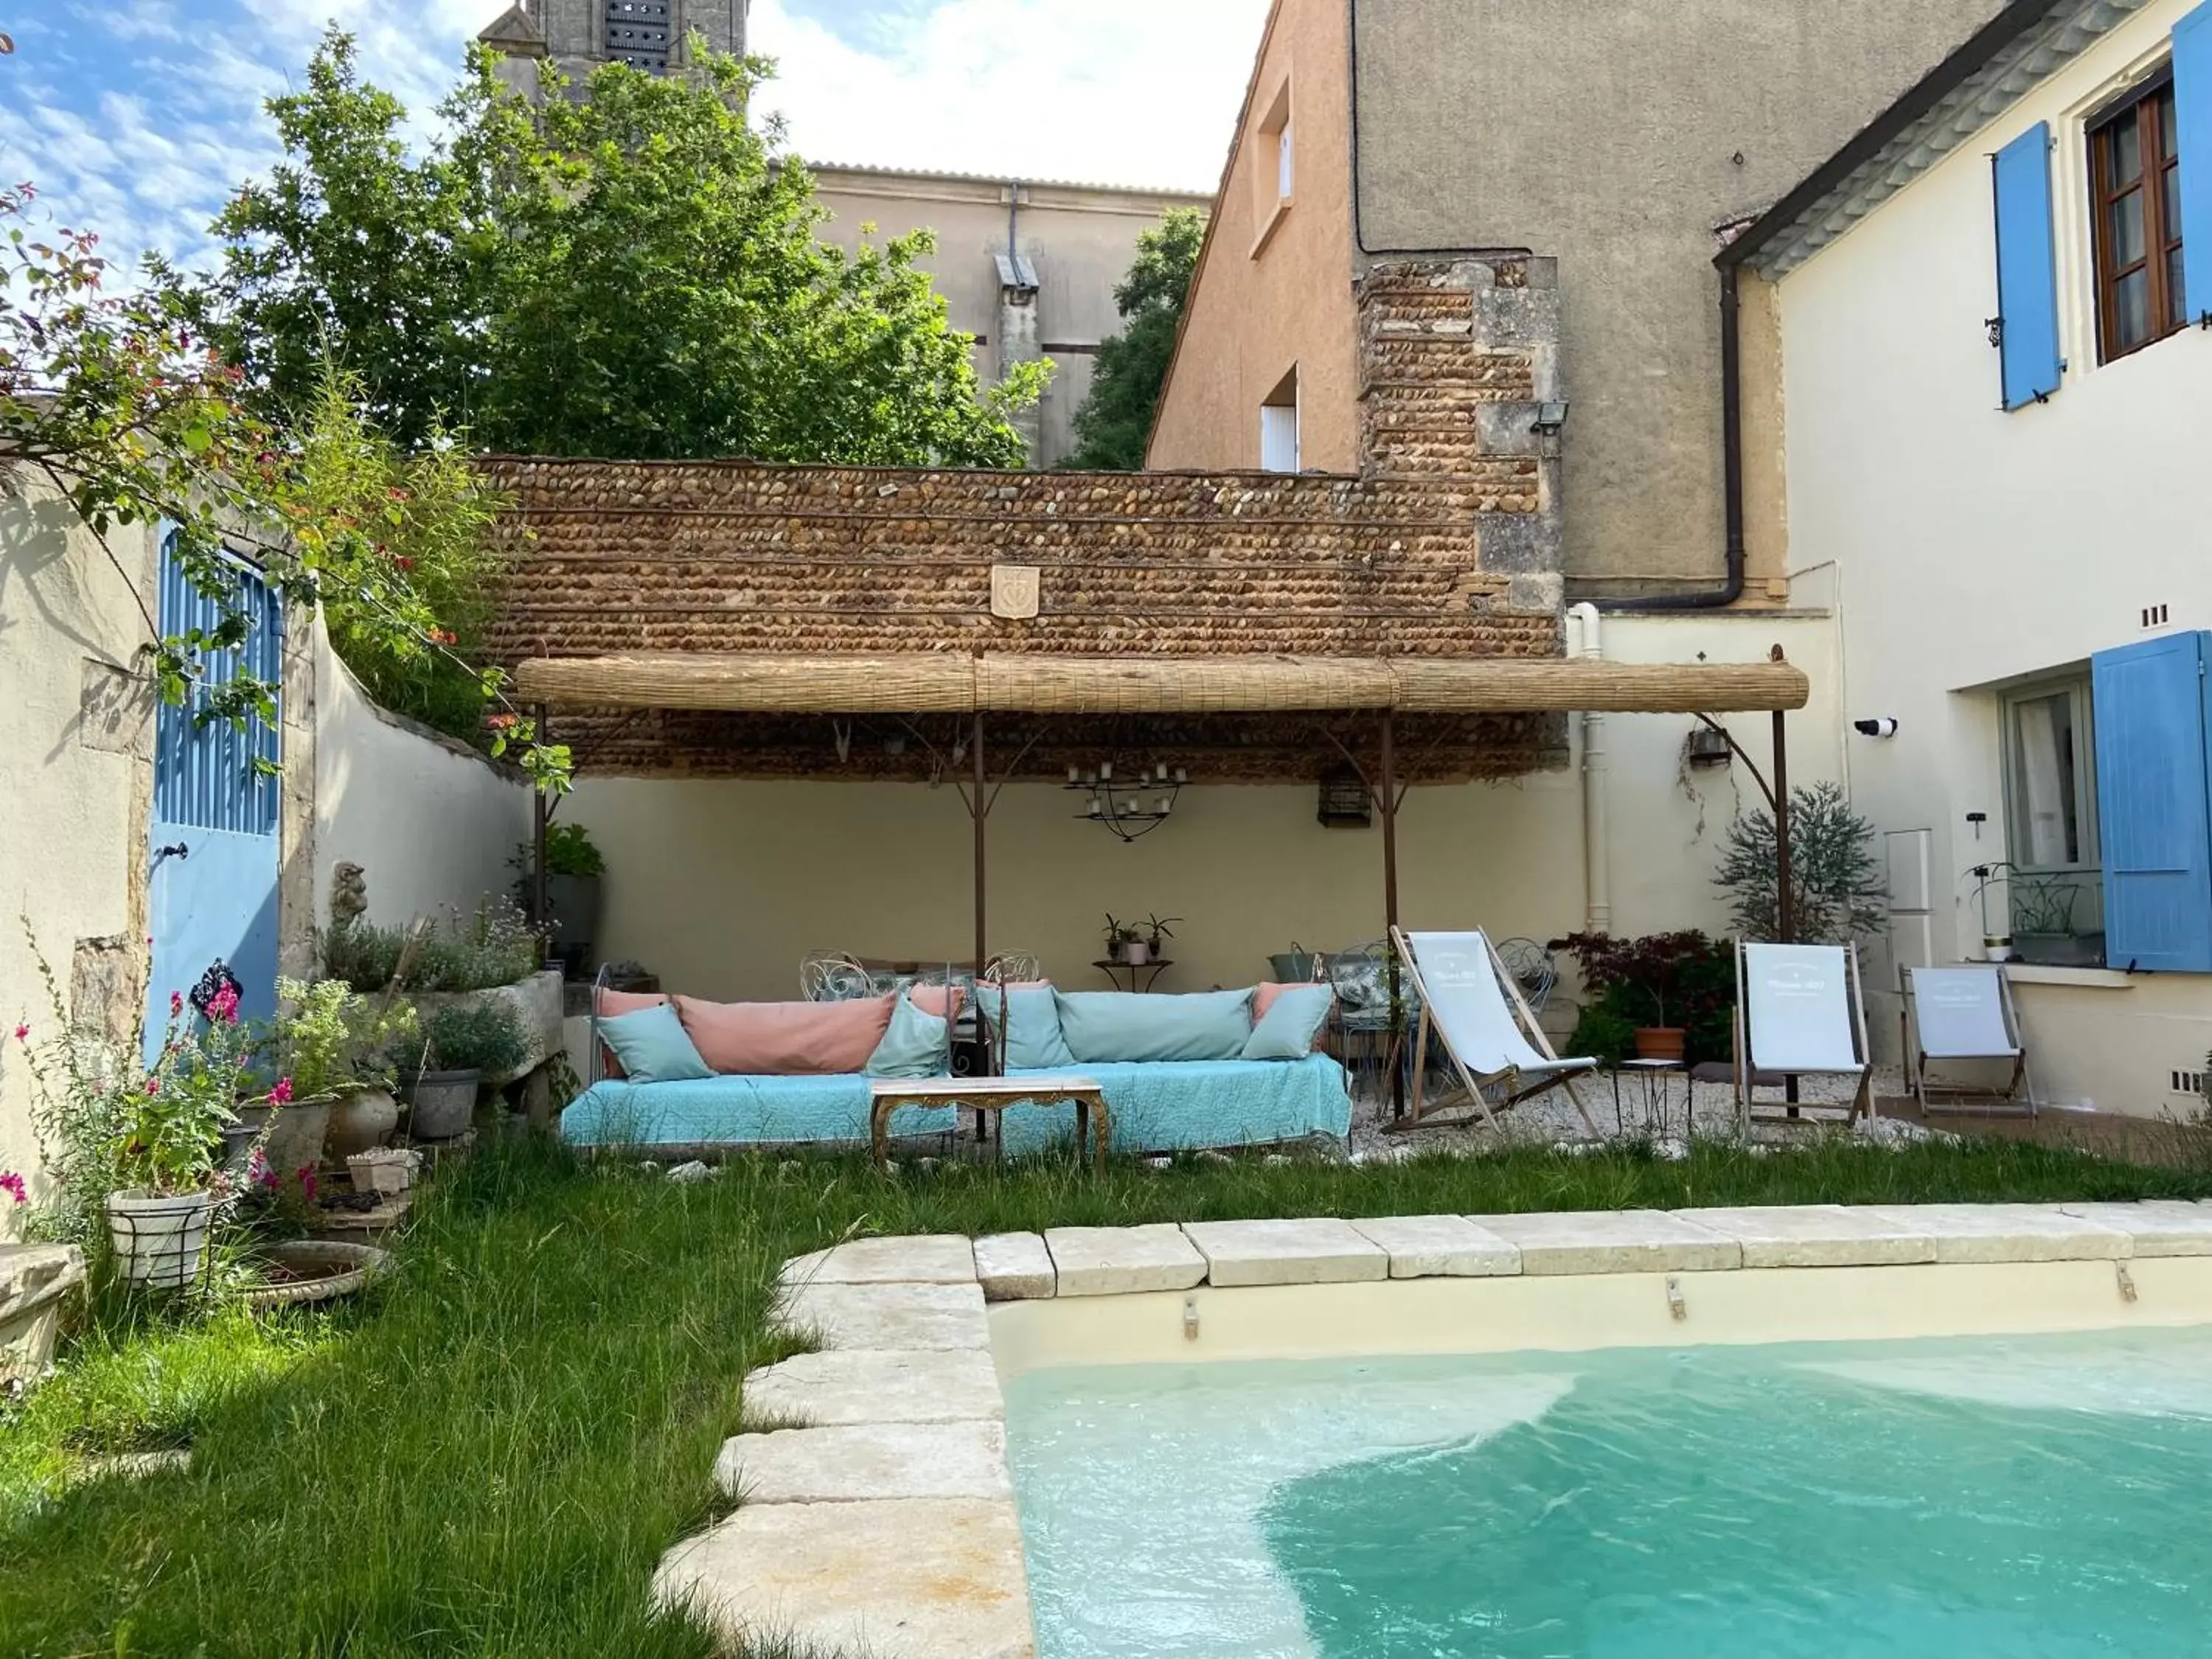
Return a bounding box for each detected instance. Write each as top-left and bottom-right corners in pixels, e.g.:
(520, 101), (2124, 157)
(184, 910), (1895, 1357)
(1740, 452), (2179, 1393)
(260, 1099), (333, 1189)
(324, 1087), (400, 1160)
(402, 1068), (481, 1141)
(105, 1189), (217, 1289)
(1633, 1026), (1688, 1063)
(1124, 941), (1150, 966)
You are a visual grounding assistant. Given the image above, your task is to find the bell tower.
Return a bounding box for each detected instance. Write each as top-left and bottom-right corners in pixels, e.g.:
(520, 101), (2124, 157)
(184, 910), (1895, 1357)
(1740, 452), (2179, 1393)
(479, 1), (748, 86)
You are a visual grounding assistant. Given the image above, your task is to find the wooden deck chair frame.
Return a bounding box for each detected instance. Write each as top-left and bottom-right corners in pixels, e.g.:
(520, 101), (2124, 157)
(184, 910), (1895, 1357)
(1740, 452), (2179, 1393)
(1733, 941), (1875, 1130)
(1904, 966), (2037, 1118)
(1389, 928), (1601, 1135)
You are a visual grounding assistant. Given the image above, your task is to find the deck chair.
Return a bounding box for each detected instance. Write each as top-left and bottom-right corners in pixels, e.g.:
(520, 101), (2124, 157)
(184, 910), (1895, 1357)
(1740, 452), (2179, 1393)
(1390, 928), (1601, 1135)
(1733, 942), (1874, 1129)
(1904, 966), (2036, 1116)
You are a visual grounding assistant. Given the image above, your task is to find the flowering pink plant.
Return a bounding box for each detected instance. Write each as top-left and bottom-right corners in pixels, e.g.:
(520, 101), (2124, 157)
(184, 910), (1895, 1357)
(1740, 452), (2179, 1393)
(0, 1172), (27, 1206)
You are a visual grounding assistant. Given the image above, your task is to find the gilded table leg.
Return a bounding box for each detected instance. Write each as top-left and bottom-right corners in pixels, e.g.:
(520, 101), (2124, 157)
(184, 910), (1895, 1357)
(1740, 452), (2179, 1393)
(1091, 1096), (1110, 1172)
(871, 1096), (894, 1171)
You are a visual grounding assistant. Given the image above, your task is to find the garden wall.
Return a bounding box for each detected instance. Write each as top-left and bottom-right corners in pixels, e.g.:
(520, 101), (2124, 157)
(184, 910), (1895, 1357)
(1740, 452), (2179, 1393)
(310, 618), (532, 936)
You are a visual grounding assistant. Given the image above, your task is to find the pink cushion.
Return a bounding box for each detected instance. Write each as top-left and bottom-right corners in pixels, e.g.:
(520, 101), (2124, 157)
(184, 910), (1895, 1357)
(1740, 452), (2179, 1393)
(594, 989), (669, 1078)
(1251, 982), (1334, 1051)
(908, 984), (967, 1021)
(675, 993), (895, 1076)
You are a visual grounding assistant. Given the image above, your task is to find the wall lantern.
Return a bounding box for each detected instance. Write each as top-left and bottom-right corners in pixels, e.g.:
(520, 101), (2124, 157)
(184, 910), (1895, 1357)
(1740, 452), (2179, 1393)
(1317, 769), (1373, 828)
(1686, 726), (1733, 768)
(1530, 400), (1570, 438)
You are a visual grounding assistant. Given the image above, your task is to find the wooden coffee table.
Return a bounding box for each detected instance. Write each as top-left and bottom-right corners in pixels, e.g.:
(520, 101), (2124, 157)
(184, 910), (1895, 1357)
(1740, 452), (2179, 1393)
(869, 1076), (1110, 1172)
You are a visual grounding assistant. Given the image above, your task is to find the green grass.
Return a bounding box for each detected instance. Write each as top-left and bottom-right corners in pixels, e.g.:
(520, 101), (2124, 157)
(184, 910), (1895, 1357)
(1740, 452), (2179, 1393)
(2, 1133), (2208, 1657)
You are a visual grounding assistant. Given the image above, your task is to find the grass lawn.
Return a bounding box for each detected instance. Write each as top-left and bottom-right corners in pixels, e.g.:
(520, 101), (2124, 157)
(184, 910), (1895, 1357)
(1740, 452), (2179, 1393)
(3, 1133), (2209, 1657)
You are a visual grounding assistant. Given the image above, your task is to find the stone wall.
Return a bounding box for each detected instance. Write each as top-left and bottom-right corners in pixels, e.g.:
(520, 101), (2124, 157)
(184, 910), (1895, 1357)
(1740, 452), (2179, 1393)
(484, 256), (1568, 780)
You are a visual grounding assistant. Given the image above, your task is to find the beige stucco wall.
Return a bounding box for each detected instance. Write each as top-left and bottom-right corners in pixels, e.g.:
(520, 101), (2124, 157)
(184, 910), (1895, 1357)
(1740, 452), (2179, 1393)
(1772, 0), (2212, 1115)
(311, 618), (533, 933)
(0, 473), (157, 1218)
(559, 611), (1837, 1026)
(1146, 0), (1361, 474)
(1345, 0), (2001, 593)
(807, 167), (1210, 468)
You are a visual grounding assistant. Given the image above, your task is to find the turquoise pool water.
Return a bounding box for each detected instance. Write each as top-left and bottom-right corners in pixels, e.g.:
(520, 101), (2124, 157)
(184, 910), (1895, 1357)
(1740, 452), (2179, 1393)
(1002, 1328), (2212, 1658)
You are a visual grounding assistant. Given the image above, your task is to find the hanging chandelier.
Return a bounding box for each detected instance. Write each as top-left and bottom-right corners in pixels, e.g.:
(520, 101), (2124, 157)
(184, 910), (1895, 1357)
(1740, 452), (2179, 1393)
(1066, 759), (1186, 842)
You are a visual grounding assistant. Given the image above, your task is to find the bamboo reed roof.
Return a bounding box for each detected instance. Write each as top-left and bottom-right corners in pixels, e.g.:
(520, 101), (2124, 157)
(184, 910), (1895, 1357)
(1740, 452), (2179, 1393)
(515, 652), (1810, 716)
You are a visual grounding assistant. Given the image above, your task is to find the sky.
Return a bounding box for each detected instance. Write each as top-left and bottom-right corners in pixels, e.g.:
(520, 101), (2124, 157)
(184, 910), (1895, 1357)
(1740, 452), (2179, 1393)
(0, 0), (1270, 275)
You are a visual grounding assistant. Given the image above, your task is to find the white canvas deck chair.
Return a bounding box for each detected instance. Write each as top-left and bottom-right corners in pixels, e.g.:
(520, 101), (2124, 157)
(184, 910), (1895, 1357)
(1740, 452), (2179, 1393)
(1733, 942), (1874, 1128)
(1391, 928), (1601, 1135)
(1904, 966), (2037, 1116)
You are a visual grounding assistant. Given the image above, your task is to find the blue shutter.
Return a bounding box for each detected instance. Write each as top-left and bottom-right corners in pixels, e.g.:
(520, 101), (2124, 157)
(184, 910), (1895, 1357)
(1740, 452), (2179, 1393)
(2177, 0), (2212, 325)
(1992, 122), (2062, 409)
(2092, 632), (2212, 973)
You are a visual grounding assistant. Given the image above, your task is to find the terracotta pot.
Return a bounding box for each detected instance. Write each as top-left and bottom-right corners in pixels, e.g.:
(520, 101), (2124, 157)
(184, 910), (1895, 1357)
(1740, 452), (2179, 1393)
(324, 1087), (400, 1159)
(1633, 1026), (1688, 1063)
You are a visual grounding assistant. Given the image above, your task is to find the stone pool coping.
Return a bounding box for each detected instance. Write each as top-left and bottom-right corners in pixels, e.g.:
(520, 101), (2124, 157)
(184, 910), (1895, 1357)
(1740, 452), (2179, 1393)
(654, 1200), (2212, 1658)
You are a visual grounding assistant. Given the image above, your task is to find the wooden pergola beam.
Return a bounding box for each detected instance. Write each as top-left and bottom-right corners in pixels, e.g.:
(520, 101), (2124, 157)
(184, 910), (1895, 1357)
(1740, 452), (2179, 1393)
(513, 652), (1811, 716)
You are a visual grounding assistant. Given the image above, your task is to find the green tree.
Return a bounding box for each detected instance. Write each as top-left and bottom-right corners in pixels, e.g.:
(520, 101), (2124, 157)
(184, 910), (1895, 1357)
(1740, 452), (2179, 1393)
(1062, 206), (1206, 470)
(188, 29), (1042, 467)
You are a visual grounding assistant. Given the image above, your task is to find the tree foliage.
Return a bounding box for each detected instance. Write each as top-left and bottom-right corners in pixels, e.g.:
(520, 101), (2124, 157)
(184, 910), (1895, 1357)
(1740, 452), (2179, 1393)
(186, 31), (1042, 466)
(1062, 206), (1206, 471)
(1714, 780), (1886, 945)
(1, 184), (566, 790)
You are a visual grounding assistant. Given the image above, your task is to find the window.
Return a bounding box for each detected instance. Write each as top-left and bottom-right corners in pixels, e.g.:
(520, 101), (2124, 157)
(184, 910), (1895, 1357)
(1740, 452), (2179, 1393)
(2090, 75), (2185, 361)
(1259, 366), (1299, 472)
(1251, 75), (1293, 255)
(1277, 116), (1295, 202)
(2000, 676), (2104, 960)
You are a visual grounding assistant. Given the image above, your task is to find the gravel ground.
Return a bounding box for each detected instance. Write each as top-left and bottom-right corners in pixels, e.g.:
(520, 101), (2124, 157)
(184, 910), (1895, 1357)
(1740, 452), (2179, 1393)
(1341, 1062), (1943, 1161)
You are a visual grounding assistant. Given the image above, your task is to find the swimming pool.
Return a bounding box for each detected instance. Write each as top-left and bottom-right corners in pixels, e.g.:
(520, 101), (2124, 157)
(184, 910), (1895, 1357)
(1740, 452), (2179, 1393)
(1004, 1327), (2212, 1658)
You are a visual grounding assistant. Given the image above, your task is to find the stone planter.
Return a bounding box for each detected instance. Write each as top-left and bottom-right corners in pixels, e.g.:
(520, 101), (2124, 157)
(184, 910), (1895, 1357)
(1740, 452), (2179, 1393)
(262, 1099), (333, 1187)
(409, 972), (564, 1090)
(1, 1244), (86, 1388)
(344, 1148), (417, 1197)
(105, 1189), (216, 1289)
(402, 1067), (481, 1140)
(241, 1239), (392, 1310)
(325, 1087), (400, 1160)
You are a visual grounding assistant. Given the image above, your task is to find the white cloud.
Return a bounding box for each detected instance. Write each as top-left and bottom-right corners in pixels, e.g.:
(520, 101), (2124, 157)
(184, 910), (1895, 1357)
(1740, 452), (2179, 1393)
(748, 0), (1270, 192)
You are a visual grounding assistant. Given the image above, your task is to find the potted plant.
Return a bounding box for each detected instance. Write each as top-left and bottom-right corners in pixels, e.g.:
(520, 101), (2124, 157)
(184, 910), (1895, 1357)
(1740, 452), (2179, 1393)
(101, 986), (261, 1288)
(1559, 931), (1733, 1065)
(516, 823), (605, 978)
(1103, 914), (1143, 965)
(273, 978), (418, 1161)
(1144, 915), (1181, 964)
(394, 1002), (527, 1140)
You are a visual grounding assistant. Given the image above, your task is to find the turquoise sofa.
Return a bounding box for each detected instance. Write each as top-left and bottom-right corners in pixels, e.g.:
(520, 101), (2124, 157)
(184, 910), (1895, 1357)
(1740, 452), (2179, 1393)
(560, 1053), (1353, 1156)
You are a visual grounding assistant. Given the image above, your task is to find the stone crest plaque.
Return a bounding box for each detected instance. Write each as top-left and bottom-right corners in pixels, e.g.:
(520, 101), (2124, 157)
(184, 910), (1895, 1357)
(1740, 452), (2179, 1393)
(990, 563), (1041, 620)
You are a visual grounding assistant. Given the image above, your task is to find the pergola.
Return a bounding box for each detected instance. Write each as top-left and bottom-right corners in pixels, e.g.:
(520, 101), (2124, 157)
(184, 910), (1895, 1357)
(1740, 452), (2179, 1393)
(518, 648), (1814, 1025)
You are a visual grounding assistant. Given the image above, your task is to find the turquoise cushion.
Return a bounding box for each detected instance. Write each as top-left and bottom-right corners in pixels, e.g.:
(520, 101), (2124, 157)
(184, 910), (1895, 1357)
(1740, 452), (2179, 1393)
(864, 992), (949, 1079)
(599, 1002), (713, 1084)
(1242, 984), (1336, 1060)
(1055, 989), (1254, 1065)
(984, 986), (1077, 1070)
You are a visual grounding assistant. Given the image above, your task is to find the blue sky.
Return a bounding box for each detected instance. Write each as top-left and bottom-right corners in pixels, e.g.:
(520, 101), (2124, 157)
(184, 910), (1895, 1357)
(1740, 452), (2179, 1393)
(0, 0), (1267, 275)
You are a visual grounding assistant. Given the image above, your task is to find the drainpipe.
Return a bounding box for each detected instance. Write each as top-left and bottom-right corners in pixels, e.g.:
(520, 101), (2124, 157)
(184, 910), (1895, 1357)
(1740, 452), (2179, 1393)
(1568, 602), (1613, 936)
(1596, 263), (1746, 613)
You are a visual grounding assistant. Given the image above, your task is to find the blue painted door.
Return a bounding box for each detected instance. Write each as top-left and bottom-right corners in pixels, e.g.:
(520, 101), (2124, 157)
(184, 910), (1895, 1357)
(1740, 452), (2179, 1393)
(146, 537), (284, 1052)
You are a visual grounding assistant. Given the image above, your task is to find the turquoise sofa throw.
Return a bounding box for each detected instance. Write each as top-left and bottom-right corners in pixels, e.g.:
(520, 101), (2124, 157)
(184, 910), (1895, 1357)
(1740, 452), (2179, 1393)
(1242, 984), (1335, 1060)
(864, 992), (949, 1079)
(598, 1002), (714, 1084)
(986, 986), (1077, 1070)
(1055, 988), (1253, 1064)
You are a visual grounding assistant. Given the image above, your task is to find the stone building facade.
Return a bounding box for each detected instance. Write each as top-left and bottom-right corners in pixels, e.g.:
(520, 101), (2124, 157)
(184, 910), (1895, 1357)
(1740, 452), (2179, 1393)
(479, 0), (748, 83)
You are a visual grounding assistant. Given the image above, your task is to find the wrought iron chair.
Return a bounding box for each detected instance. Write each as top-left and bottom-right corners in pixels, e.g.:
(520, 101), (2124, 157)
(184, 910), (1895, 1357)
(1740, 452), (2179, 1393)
(1493, 936), (1558, 1017)
(799, 952), (877, 1002)
(1325, 940), (1420, 1100)
(981, 951), (1042, 985)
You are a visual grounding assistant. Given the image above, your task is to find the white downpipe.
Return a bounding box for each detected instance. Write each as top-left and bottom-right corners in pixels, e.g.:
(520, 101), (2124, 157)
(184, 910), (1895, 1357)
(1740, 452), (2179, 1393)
(1568, 602), (1612, 936)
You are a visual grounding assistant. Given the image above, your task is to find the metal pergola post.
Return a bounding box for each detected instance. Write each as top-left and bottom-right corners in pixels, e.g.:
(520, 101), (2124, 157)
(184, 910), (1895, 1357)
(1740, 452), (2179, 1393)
(1380, 708), (1405, 1119)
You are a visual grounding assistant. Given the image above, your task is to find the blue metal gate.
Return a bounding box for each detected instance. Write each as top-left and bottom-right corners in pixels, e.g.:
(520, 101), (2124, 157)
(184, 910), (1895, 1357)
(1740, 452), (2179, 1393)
(145, 535), (284, 1051)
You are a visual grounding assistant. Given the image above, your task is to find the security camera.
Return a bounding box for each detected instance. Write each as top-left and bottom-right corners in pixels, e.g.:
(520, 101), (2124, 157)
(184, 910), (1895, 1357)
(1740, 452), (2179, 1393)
(1853, 717), (1900, 738)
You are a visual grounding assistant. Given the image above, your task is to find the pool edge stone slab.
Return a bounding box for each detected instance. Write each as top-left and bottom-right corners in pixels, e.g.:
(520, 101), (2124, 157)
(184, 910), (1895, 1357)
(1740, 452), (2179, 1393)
(1473, 1208), (1743, 1275)
(741, 1348), (1006, 1428)
(716, 1420), (1012, 1504)
(1673, 1204), (1941, 1268)
(1349, 1214), (1523, 1278)
(1180, 1217), (1391, 1287)
(1044, 1223), (1208, 1296)
(975, 1232), (1057, 1300)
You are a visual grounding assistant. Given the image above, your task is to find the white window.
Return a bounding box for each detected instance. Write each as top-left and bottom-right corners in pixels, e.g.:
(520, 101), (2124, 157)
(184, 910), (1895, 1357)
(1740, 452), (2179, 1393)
(1260, 367), (1300, 473)
(1251, 76), (1294, 254)
(1998, 675), (2104, 959)
(1277, 116), (1295, 202)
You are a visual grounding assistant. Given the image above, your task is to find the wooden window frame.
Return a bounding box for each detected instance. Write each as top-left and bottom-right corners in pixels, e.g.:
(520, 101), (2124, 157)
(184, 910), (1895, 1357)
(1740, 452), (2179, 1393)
(2088, 71), (2184, 364)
